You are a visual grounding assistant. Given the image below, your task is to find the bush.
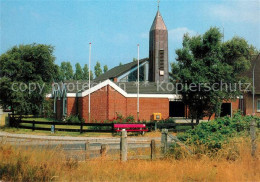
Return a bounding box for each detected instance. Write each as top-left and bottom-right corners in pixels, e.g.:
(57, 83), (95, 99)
(177, 113), (259, 150)
(64, 115), (84, 124)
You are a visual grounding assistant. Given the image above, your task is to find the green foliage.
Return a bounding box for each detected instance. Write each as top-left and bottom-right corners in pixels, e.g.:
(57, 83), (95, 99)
(64, 115), (83, 124)
(73, 63), (83, 80)
(175, 27), (254, 122)
(0, 44), (57, 115)
(94, 61), (102, 78)
(103, 65), (108, 73)
(177, 113), (260, 150)
(60, 61), (74, 81)
(158, 118), (176, 123)
(42, 99), (54, 118)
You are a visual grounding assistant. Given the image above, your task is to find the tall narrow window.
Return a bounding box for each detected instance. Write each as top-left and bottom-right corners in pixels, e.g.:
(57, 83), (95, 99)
(63, 97), (67, 116)
(159, 50), (164, 70)
(159, 50), (164, 76)
(257, 99), (260, 112)
(53, 97), (56, 113)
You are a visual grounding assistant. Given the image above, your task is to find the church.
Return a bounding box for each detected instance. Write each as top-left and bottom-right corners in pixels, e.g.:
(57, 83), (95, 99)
(50, 8), (260, 122)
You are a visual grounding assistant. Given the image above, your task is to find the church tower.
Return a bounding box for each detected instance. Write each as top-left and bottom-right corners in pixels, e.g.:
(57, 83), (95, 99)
(149, 8), (169, 82)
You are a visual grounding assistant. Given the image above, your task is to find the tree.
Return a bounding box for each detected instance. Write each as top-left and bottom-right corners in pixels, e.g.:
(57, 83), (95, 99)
(119, 62), (123, 66)
(90, 70), (94, 80)
(170, 62), (180, 82)
(0, 43), (57, 115)
(103, 65), (108, 73)
(82, 64), (89, 80)
(133, 58), (137, 62)
(74, 63), (83, 80)
(175, 27), (253, 124)
(60, 61), (73, 80)
(94, 61), (102, 78)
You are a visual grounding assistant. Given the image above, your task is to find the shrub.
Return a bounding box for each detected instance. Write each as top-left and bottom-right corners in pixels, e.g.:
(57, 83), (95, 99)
(177, 113), (259, 150)
(65, 115), (83, 124)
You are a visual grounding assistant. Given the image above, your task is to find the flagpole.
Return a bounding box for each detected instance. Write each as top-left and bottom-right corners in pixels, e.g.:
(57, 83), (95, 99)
(88, 43), (91, 123)
(137, 44), (140, 122)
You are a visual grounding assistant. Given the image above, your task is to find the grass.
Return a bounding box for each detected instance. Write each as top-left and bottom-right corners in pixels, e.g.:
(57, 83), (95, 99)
(0, 137), (259, 182)
(0, 127), (165, 137)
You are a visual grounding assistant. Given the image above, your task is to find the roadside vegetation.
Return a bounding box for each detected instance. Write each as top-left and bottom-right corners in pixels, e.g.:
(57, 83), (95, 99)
(0, 136), (259, 182)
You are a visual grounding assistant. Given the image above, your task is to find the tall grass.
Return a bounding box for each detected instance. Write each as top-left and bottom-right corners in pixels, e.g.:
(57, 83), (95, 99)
(0, 137), (259, 182)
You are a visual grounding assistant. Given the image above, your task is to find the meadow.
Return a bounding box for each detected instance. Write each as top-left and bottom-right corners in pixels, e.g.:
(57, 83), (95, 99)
(0, 136), (259, 182)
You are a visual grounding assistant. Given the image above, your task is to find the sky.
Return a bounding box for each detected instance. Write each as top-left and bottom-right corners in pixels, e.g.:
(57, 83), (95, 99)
(1, 0), (260, 71)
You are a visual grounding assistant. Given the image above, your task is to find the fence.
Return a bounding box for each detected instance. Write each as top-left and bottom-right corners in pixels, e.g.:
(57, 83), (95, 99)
(1, 129), (190, 161)
(8, 114), (198, 133)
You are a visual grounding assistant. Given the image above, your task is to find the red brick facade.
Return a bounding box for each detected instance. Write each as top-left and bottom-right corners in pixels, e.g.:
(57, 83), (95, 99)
(54, 85), (258, 122)
(75, 85), (169, 122)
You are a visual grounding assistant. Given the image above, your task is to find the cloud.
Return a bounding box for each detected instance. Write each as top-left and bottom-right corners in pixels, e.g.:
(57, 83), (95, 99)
(209, 1), (260, 24)
(168, 27), (196, 43)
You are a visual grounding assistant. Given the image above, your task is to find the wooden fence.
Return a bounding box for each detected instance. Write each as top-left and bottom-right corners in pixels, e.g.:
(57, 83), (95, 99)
(8, 114), (198, 133)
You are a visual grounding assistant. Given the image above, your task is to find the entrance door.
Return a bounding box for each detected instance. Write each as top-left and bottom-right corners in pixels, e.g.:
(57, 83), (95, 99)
(169, 101), (185, 117)
(220, 103), (231, 117)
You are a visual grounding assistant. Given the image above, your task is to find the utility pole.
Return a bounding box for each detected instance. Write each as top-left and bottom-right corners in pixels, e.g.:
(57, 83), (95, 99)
(88, 43), (91, 123)
(137, 44), (140, 122)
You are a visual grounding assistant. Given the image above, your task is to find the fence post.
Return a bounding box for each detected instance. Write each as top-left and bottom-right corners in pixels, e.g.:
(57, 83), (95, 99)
(120, 129), (127, 162)
(85, 142), (90, 160)
(32, 120), (35, 131)
(151, 139), (156, 160)
(100, 144), (108, 158)
(51, 125), (55, 134)
(155, 122), (157, 131)
(250, 119), (257, 157)
(80, 122), (83, 134)
(161, 129), (168, 155)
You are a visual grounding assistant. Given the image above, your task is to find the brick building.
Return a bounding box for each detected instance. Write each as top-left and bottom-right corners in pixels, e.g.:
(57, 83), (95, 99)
(50, 9), (260, 122)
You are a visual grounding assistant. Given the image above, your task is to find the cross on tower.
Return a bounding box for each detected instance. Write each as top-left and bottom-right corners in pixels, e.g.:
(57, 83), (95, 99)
(157, 0), (160, 10)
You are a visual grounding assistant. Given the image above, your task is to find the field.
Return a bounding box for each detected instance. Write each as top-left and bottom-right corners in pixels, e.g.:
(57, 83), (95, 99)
(0, 137), (259, 182)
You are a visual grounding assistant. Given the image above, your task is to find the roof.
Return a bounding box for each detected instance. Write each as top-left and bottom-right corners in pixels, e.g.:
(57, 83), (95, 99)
(51, 80), (177, 96)
(115, 82), (177, 94)
(94, 58), (149, 82)
(150, 10), (167, 31)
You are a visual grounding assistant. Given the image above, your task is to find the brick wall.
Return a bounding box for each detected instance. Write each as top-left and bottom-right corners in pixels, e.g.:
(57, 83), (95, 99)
(56, 99), (62, 120)
(79, 86), (109, 122)
(108, 86), (127, 119)
(76, 85), (170, 122)
(67, 97), (77, 116)
(126, 98), (169, 121)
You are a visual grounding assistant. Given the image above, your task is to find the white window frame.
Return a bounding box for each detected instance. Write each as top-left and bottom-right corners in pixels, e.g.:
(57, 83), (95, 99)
(257, 99), (260, 112)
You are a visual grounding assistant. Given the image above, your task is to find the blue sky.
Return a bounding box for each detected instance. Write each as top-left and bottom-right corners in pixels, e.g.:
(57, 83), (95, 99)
(1, 0), (260, 71)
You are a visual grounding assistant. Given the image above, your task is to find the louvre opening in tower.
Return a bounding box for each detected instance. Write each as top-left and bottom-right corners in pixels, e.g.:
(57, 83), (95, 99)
(149, 10), (169, 82)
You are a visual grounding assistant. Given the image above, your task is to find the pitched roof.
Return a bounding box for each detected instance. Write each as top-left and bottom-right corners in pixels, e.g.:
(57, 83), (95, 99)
(150, 10), (167, 31)
(115, 82), (176, 94)
(94, 58), (149, 82)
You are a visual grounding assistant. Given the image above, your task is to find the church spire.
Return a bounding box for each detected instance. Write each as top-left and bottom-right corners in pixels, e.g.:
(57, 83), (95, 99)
(150, 8), (167, 31)
(148, 4), (169, 82)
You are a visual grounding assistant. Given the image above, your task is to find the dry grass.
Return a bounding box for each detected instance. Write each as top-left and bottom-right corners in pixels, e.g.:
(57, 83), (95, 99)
(0, 137), (259, 182)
